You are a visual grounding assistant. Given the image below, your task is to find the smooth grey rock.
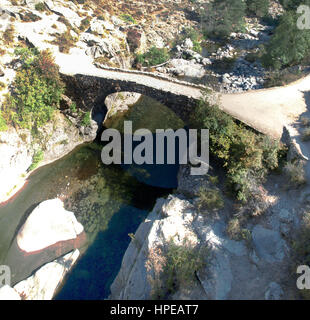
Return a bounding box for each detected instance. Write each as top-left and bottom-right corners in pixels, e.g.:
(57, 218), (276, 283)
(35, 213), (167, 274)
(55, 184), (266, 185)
(13, 249), (80, 300)
(252, 226), (286, 263)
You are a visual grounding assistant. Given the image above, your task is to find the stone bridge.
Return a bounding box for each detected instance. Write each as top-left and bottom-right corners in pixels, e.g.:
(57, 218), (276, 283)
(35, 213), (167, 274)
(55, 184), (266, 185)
(57, 52), (310, 139)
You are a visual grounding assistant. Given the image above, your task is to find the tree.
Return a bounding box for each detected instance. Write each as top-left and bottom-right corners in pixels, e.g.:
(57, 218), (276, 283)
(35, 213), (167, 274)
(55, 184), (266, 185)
(262, 10), (310, 69)
(202, 0), (246, 39)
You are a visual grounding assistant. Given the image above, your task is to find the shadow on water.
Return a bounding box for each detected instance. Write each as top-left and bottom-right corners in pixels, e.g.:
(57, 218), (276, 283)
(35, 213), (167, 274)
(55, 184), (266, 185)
(55, 204), (150, 300)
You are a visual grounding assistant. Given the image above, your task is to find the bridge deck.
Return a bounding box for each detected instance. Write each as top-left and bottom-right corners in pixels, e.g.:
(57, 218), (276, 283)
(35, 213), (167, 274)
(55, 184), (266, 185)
(55, 52), (310, 139)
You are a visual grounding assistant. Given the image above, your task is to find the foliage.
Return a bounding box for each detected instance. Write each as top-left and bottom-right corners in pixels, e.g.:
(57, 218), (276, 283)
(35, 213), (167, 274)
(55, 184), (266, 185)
(34, 2), (46, 11)
(0, 112), (8, 131)
(148, 239), (207, 299)
(180, 27), (203, 53)
(52, 29), (77, 53)
(136, 47), (170, 67)
(201, 0), (246, 39)
(246, 0), (269, 17)
(262, 11), (310, 70)
(2, 48), (64, 132)
(79, 17), (91, 31)
(3, 24), (15, 45)
(197, 187), (224, 212)
(28, 149), (44, 171)
(190, 92), (282, 202)
(81, 111), (91, 126)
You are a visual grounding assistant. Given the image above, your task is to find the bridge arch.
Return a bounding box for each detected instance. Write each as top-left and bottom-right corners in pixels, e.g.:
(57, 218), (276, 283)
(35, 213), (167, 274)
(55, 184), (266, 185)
(61, 73), (200, 128)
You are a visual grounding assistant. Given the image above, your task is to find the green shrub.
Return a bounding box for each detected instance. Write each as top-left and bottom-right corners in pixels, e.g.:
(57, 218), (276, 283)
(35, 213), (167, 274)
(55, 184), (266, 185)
(120, 14), (136, 24)
(262, 11), (310, 70)
(136, 47), (170, 67)
(3, 48), (64, 131)
(0, 81), (6, 91)
(35, 2), (46, 11)
(81, 111), (91, 126)
(28, 149), (44, 171)
(190, 92), (282, 202)
(179, 27), (203, 53)
(70, 101), (77, 113)
(0, 112), (8, 131)
(201, 0), (246, 39)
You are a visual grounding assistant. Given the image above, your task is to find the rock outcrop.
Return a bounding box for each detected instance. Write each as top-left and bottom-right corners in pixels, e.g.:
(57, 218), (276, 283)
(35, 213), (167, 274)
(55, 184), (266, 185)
(110, 188), (298, 300)
(0, 249), (80, 300)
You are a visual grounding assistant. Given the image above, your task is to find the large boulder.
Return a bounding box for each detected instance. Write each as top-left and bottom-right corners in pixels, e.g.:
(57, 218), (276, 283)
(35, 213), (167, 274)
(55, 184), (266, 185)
(4, 199), (86, 285)
(17, 198), (83, 253)
(14, 249), (80, 300)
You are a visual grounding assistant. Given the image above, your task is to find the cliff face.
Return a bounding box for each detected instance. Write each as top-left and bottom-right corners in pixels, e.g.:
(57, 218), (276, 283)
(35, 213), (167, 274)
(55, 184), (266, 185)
(110, 165), (304, 300)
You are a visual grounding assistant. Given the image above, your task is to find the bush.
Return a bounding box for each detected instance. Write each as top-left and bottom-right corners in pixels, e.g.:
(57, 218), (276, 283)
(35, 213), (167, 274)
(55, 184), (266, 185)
(283, 161), (307, 188)
(136, 47), (170, 67)
(179, 27), (203, 53)
(28, 149), (44, 171)
(81, 111), (91, 126)
(201, 0), (246, 39)
(246, 0), (269, 17)
(190, 92), (282, 202)
(147, 239), (207, 299)
(35, 2), (46, 11)
(3, 48), (64, 131)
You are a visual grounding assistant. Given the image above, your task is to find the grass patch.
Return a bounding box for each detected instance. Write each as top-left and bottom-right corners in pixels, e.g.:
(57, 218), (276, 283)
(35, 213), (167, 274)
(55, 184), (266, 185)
(120, 14), (136, 24)
(147, 238), (207, 299)
(51, 29), (77, 53)
(196, 187), (224, 213)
